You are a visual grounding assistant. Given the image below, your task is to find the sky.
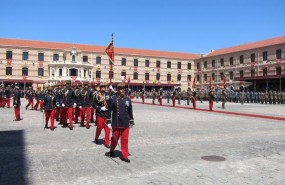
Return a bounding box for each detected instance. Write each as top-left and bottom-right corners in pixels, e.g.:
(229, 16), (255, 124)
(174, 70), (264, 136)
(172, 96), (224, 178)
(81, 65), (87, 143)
(0, 0), (285, 54)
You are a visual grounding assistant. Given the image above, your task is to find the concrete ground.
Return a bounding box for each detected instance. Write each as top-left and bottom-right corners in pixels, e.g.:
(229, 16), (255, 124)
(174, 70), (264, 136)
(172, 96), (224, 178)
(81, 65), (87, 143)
(0, 98), (285, 185)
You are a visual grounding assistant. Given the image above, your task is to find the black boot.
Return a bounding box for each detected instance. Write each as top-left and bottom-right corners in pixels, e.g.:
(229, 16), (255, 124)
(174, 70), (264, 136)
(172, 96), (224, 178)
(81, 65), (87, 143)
(105, 150), (114, 157)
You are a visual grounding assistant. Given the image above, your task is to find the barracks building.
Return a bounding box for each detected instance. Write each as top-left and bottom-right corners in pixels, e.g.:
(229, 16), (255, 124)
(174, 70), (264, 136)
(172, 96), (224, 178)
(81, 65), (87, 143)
(0, 36), (284, 91)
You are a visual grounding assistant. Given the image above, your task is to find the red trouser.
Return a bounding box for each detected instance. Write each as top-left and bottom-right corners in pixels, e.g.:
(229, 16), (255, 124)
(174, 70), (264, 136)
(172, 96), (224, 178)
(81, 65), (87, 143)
(34, 100), (40, 109)
(14, 105), (21, 120)
(1, 98), (7, 107)
(90, 107), (95, 122)
(7, 98), (11, 108)
(74, 107), (80, 123)
(192, 97), (196, 109)
(159, 96), (162, 106)
(95, 116), (110, 145)
(80, 107), (91, 127)
(111, 127), (129, 159)
(209, 100), (214, 111)
(60, 107), (67, 125)
(39, 101), (43, 111)
(26, 99), (34, 109)
(0, 98), (2, 107)
(45, 110), (55, 129)
(66, 107), (74, 128)
(172, 97), (176, 107)
(142, 96), (144, 103)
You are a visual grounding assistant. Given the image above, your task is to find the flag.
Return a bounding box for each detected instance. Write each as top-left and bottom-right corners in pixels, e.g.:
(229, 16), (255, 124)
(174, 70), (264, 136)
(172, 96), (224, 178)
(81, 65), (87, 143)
(209, 76), (213, 89)
(105, 34), (114, 64)
(192, 77), (196, 88)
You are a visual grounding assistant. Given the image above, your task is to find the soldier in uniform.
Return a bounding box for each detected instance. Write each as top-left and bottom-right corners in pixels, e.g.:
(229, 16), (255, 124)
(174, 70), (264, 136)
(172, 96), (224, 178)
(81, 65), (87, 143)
(246, 91), (250, 103)
(13, 86), (22, 121)
(80, 81), (92, 129)
(264, 90), (269, 104)
(141, 88), (145, 104)
(277, 91), (281, 104)
(172, 88), (176, 107)
(4, 85), (12, 108)
(34, 87), (41, 110)
(186, 87), (191, 105)
(25, 86), (34, 110)
(93, 83), (111, 148)
(74, 83), (82, 124)
(151, 88), (156, 104)
(177, 87), (181, 104)
(268, 90), (273, 104)
(62, 80), (76, 130)
(221, 87), (227, 108)
(192, 89), (197, 109)
(43, 86), (57, 130)
(272, 91), (277, 104)
(105, 83), (134, 163)
(159, 88), (163, 106)
(260, 91), (265, 104)
(240, 85), (244, 105)
(209, 88), (214, 111)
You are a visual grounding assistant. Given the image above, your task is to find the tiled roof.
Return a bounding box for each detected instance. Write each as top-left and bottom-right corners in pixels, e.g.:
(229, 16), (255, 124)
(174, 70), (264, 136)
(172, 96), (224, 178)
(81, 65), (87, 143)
(0, 38), (200, 60)
(206, 35), (285, 57)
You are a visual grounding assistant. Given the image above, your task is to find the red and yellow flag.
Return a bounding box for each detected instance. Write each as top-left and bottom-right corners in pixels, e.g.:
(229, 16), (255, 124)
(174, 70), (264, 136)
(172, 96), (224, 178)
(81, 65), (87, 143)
(105, 34), (114, 64)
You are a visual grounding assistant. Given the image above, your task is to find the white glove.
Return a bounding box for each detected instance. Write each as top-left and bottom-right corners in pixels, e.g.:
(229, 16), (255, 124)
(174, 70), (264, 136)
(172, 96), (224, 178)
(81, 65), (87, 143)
(74, 103), (77, 106)
(107, 124), (112, 129)
(79, 106), (82, 109)
(100, 106), (107, 111)
(62, 103), (65, 107)
(14, 105), (17, 107)
(39, 100), (42, 102)
(56, 104), (60, 107)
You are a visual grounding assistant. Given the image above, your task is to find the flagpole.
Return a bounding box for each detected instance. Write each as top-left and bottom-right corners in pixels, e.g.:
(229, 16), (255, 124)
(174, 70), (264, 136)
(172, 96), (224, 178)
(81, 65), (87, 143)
(110, 33), (114, 85)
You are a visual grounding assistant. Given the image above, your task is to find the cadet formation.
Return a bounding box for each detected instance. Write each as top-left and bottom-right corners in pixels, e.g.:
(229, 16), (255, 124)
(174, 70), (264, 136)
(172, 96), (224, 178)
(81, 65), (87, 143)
(1, 81), (285, 162)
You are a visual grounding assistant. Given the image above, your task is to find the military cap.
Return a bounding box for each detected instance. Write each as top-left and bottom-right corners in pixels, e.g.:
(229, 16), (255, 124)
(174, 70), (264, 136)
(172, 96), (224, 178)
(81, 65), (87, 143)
(65, 80), (71, 85)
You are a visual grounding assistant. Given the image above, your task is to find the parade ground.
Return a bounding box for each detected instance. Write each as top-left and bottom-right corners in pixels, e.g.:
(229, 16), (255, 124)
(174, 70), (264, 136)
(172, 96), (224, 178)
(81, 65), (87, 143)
(1, 98), (285, 185)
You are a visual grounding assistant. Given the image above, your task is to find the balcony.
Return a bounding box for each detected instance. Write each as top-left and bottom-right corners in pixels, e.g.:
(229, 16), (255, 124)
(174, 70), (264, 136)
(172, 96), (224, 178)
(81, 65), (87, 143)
(49, 60), (93, 68)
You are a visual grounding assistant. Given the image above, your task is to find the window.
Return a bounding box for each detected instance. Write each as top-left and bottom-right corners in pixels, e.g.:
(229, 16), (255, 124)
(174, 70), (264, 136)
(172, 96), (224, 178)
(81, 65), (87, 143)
(212, 73), (215, 81)
(59, 68), (62, 76)
(22, 67), (28, 76)
(212, 60), (215, 68)
(188, 62), (191, 70)
(22, 52), (29, 60)
(96, 57), (101, 64)
(177, 74), (181, 81)
(220, 58), (224, 67)
(251, 69), (255, 77)
(276, 49), (282, 59)
(167, 61), (171, 68)
(122, 58), (126, 66)
(230, 71), (233, 80)
(230, 57), (234, 66)
(240, 70), (243, 78)
(197, 75), (200, 82)
(134, 72), (138, 80)
(145, 73), (149, 80)
(156, 60), (160, 68)
(177, 62), (181, 69)
(6, 67), (12, 75)
(72, 55), (76, 62)
(251, 53), (255, 62)
(167, 74), (171, 81)
(196, 63), (200, 70)
(204, 61), (207, 68)
(83, 56), (88, 62)
(263, 68), (268, 76)
(276, 67), (281, 75)
(187, 75), (191, 82)
(145, 60), (150, 67)
(240, 55), (244, 64)
(263, 51), (268, 61)
(84, 70), (87, 77)
(134, 59), (138, 67)
(96, 70), (101, 78)
(121, 71), (126, 79)
(6, 51), (12, 59)
(156, 73), (160, 81)
(53, 54), (59, 61)
(204, 74), (207, 82)
(220, 72), (224, 80)
(38, 68), (44, 76)
(38, 53), (44, 61)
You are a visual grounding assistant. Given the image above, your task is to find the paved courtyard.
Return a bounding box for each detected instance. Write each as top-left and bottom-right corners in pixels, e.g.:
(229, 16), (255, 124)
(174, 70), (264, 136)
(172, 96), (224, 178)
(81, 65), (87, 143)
(0, 98), (285, 185)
